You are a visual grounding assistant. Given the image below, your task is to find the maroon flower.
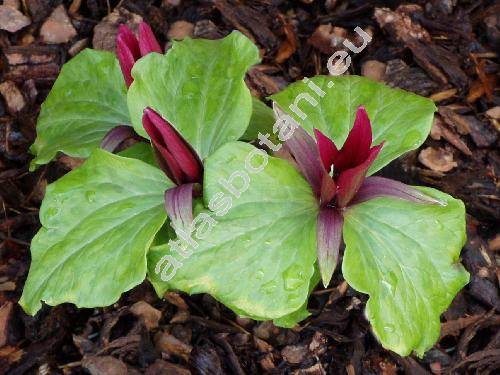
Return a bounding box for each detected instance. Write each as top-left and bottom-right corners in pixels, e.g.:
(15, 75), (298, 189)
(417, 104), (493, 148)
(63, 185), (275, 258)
(116, 22), (162, 87)
(314, 106), (384, 208)
(142, 107), (203, 233)
(280, 106), (441, 286)
(143, 107), (203, 185)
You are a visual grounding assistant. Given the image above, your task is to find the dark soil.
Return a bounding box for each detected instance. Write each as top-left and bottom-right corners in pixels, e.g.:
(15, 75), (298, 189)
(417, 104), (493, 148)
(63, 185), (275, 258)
(0, 1), (499, 374)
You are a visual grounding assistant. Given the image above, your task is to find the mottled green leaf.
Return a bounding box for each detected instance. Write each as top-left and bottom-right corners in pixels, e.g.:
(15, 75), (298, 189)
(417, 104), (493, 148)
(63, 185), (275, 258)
(342, 188), (469, 356)
(127, 31), (260, 159)
(270, 76), (436, 174)
(30, 49), (129, 170)
(148, 142), (319, 320)
(20, 150), (171, 315)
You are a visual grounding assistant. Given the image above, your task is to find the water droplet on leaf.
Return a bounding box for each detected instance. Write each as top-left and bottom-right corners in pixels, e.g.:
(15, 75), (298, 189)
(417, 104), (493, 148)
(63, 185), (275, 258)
(381, 280), (395, 296)
(85, 191), (96, 203)
(261, 280), (278, 295)
(384, 324), (395, 333)
(283, 265), (306, 291)
(46, 206), (59, 218)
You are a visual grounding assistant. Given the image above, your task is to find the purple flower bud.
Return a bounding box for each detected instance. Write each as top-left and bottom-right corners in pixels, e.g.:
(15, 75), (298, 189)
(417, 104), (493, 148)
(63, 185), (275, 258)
(116, 24), (141, 87)
(142, 107), (203, 185)
(138, 22), (162, 55)
(116, 22), (162, 87)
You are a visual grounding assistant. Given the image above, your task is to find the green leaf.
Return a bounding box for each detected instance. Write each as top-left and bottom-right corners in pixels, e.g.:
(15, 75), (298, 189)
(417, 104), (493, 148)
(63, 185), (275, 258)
(127, 31), (260, 159)
(240, 97), (276, 141)
(270, 76), (437, 174)
(117, 142), (157, 167)
(20, 150), (171, 315)
(272, 300), (311, 328)
(273, 267), (320, 328)
(30, 49), (130, 170)
(342, 188), (469, 357)
(147, 142), (319, 320)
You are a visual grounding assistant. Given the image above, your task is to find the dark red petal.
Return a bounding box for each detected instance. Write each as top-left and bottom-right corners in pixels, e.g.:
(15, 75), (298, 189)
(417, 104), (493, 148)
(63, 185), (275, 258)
(138, 22), (162, 55)
(349, 176), (445, 206)
(164, 183), (197, 234)
(314, 128), (339, 171)
(143, 108), (203, 184)
(116, 24), (140, 87)
(153, 143), (184, 185)
(116, 39), (136, 87)
(320, 173), (336, 207)
(117, 24), (141, 58)
(331, 106), (373, 172)
(336, 143), (383, 207)
(142, 110), (184, 184)
(284, 125), (326, 197)
(100, 125), (138, 153)
(317, 207), (343, 287)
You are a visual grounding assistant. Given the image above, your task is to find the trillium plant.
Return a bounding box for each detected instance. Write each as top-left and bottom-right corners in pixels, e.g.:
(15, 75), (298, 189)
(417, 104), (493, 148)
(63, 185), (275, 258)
(277, 106), (443, 288)
(21, 23), (469, 357)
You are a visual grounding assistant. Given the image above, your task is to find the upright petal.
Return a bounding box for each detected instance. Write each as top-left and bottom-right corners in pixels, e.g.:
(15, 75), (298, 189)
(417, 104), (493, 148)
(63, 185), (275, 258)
(331, 106), (373, 172)
(314, 128), (339, 171)
(138, 22), (162, 55)
(336, 143), (383, 207)
(317, 207), (343, 287)
(143, 112), (184, 184)
(284, 125), (326, 197)
(116, 24), (140, 87)
(320, 173), (336, 207)
(349, 176), (445, 206)
(143, 108), (203, 184)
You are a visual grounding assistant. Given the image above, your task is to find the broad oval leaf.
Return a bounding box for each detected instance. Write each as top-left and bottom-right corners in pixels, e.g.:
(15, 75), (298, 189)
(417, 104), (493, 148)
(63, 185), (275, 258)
(20, 149), (171, 315)
(270, 76), (437, 174)
(127, 31), (260, 159)
(342, 187), (469, 357)
(147, 142), (319, 320)
(30, 49), (130, 170)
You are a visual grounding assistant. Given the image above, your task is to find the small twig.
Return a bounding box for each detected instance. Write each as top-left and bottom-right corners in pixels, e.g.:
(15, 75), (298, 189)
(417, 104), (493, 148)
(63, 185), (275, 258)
(22, 166), (47, 206)
(440, 314), (484, 339)
(213, 333), (245, 375)
(58, 361), (82, 369)
(221, 316), (251, 335)
(0, 233), (30, 247)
